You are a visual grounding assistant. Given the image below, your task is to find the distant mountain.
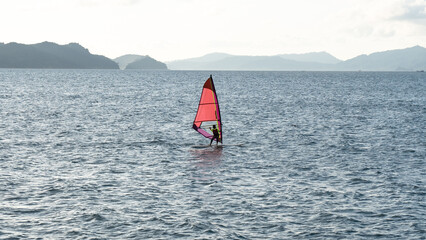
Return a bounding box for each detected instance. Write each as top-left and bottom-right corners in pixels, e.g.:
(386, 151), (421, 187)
(166, 53), (229, 70)
(178, 52), (234, 62)
(337, 46), (426, 71)
(167, 46), (426, 71)
(278, 52), (342, 64)
(2, 42), (424, 71)
(167, 53), (336, 70)
(114, 54), (168, 70)
(0, 42), (118, 69)
(114, 54), (145, 69)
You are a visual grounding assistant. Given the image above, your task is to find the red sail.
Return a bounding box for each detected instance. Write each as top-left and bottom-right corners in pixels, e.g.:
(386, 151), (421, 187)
(192, 75), (222, 143)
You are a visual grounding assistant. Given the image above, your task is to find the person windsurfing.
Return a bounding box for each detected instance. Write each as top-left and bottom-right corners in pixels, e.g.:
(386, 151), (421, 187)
(209, 125), (220, 146)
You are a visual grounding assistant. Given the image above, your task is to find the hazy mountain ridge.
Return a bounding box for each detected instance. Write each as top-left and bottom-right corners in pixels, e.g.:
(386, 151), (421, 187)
(113, 54), (168, 70)
(0, 42), (118, 69)
(114, 54), (145, 69)
(166, 53), (335, 70)
(1, 42), (425, 71)
(337, 46), (426, 71)
(277, 52), (342, 64)
(167, 46), (426, 71)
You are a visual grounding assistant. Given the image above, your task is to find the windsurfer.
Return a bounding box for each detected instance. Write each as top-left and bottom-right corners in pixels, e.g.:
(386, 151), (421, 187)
(209, 125), (220, 146)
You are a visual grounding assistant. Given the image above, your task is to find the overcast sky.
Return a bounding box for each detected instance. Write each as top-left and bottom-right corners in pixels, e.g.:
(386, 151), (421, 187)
(1, 0), (425, 61)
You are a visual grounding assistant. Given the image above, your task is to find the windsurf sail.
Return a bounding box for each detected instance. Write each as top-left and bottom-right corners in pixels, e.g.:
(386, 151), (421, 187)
(193, 75), (222, 143)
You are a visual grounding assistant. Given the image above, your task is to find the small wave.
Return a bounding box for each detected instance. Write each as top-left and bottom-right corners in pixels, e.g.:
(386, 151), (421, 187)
(82, 213), (106, 222)
(64, 94), (82, 99)
(349, 177), (373, 185)
(11, 207), (45, 214)
(43, 187), (63, 196)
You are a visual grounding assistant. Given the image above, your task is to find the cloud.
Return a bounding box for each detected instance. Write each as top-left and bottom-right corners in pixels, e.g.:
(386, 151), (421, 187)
(77, 0), (143, 7)
(392, 0), (426, 21)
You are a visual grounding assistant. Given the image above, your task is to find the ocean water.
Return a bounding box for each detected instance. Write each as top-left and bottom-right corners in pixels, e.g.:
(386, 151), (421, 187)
(0, 69), (424, 239)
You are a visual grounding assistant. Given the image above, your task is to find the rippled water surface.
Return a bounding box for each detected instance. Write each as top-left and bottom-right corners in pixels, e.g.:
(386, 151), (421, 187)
(0, 70), (425, 239)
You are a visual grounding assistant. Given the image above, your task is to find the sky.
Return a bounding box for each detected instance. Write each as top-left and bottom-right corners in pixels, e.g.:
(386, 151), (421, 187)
(1, 0), (426, 61)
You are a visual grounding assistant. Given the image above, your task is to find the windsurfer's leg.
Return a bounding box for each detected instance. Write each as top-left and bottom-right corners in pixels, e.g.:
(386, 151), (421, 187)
(209, 138), (213, 146)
